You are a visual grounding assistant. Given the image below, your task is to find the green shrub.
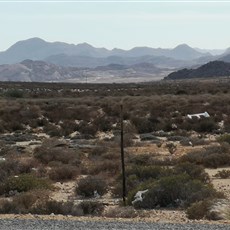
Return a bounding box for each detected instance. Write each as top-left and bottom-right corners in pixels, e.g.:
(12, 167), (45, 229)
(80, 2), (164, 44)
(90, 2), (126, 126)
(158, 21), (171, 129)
(217, 134), (230, 144)
(194, 119), (217, 133)
(126, 179), (156, 205)
(114, 174), (146, 198)
(130, 174), (222, 209)
(174, 162), (210, 183)
(126, 165), (173, 182)
(114, 166), (172, 197)
(150, 174), (190, 207)
(76, 176), (107, 197)
(4, 89), (24, 98)
(3, 174), (51, 194)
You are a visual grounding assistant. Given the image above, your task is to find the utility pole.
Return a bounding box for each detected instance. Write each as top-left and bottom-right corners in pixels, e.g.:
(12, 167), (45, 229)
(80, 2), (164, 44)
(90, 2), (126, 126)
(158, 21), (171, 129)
(120, 104), (126, 205)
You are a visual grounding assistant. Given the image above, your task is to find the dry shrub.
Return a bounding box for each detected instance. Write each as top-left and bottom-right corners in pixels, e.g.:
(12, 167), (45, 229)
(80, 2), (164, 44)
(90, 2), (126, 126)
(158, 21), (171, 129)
(76, 176), (107, 197)
(77, 121), (98, 137)
(88, 159), (120, 175)
(32, 200), (104, 216)
(186, 199), (213, 220)
(89, 145), (108, 159)
(0, 189), (50, 214)
(34, 138), (80, 165)
(0, 158), (38, 183)
(79, 201), (104, 215)
(104, 206), (138, 218)
(128, 154), (153, 166)
(43, 124), (62, 137)
(0, 200), (20, 214)
(49, 165), (79, 181)
(214, 170), (230, 179)
(179, 143), (230, 168)
(130, 116), (155, 134)
(18, 158), (40, 174)
(32, 200), (83, 216)
(59, 120), (78, 136)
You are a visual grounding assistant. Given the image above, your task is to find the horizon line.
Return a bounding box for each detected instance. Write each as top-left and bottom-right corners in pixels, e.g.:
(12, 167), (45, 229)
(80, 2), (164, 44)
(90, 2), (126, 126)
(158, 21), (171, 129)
(1, 0), (230, 3)
(1, 37), (228, 52)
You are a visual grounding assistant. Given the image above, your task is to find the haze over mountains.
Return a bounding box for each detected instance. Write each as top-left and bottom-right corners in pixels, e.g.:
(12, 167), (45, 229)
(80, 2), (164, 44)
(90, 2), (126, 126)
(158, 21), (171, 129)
(0, 37), (213, 65)
(0, 37), (229, 82)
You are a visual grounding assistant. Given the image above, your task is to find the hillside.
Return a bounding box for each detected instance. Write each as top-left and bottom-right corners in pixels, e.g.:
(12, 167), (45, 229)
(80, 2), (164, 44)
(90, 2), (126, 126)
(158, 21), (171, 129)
(219, 54), (230, 63)
(165, 61), (230, 80)
(0, 60), (170, 83)
(0, 60), (83, 82)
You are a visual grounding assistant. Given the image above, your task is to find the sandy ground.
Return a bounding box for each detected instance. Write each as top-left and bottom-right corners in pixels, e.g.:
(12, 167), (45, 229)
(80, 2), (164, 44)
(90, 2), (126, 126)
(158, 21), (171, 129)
(3, 135), (230, 224)
(206, 168), (230, 199)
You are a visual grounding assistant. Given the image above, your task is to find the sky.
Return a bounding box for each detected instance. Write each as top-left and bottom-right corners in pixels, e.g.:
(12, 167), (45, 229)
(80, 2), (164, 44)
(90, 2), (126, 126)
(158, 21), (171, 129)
(0, 0), (230, 51)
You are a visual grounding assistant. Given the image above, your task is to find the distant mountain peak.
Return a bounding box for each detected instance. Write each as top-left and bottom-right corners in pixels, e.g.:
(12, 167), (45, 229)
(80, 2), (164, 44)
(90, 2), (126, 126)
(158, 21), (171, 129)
(13, 37), (47, 46)
(170, 43), (206, 60)
(25, 37), (45, 42)
(76, 42), (94, 48)
(173, 44), (193, 50)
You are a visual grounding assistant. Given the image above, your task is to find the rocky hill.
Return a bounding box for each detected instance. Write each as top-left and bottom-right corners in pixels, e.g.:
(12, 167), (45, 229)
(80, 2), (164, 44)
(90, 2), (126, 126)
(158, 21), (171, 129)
(0, 60), (83, 82)
(165, 61), (230, 80)
(0, 60), (170, 83)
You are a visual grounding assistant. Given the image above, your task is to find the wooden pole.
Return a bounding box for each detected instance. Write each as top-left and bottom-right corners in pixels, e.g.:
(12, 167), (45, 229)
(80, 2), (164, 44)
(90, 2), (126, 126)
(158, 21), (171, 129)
(120, 104), (126, 205)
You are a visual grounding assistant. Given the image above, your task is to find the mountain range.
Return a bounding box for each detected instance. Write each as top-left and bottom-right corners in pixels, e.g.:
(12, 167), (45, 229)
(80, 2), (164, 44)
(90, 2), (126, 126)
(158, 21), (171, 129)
(0, 59), (171, 83)
(0, 38), (216, 66)
(0, 37), (229, 82)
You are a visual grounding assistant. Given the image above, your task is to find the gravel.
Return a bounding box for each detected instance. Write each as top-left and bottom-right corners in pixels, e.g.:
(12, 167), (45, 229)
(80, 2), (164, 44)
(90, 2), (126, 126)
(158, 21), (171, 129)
(0, 219), (230, 230)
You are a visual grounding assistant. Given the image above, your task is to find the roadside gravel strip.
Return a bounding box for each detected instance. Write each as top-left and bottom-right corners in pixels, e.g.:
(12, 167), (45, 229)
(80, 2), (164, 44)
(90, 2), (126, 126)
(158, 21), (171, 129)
(0, 219), (230, 230)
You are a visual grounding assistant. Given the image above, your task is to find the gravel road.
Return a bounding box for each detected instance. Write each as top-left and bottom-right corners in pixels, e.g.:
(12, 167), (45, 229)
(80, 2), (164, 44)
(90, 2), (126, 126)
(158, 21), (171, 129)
(0, 219), (230, 230)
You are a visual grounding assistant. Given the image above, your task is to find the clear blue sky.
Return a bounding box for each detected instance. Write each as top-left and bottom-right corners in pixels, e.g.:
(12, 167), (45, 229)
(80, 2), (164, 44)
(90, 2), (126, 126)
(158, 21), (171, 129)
(0, 0), (230, 51)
